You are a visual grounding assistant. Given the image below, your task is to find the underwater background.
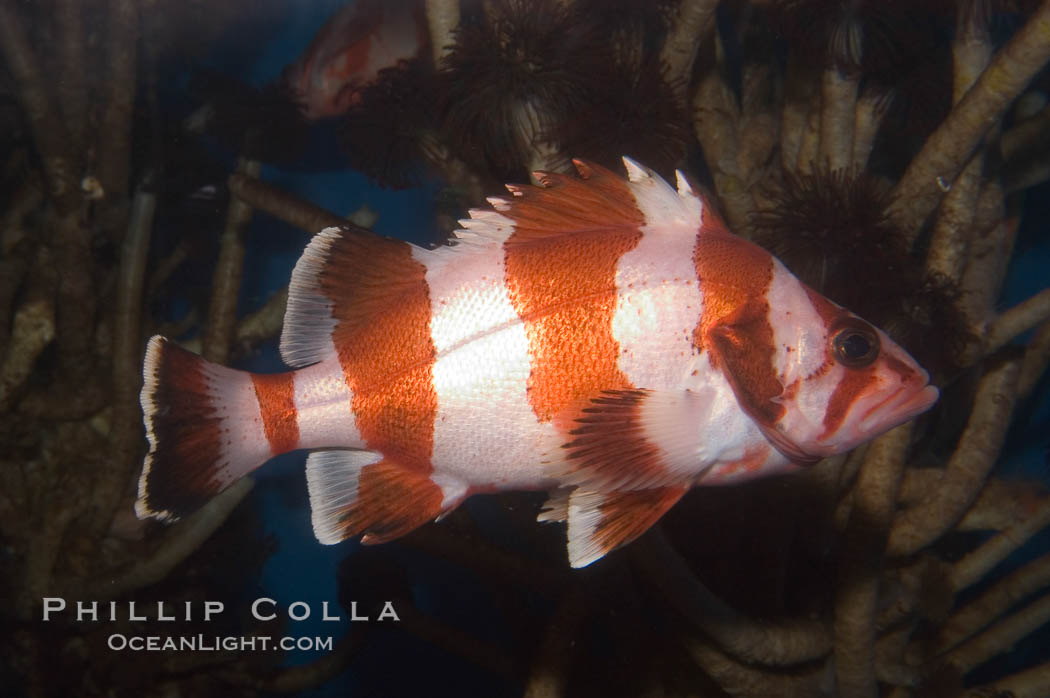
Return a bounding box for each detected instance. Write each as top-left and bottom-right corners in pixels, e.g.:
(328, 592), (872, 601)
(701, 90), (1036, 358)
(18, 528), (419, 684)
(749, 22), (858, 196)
(2, 0), (1050, 696)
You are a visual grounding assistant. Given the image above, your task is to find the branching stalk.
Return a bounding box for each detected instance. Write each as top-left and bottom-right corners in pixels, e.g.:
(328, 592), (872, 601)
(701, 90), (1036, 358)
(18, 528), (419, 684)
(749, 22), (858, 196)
(228, 172), (346, 235)
(96, 0), (138, 209)
(938, 553), (1050, 654)
(203, 158), (260, 365)
(926, 13), (994, 283)
(952, 496), (1050, 591)
(93, 185), (156, 538)
(946, 592), (1050, 676)
(835, 424), (913, 698)
(819, 68), (858, 171)
(660, 0), (719, 101)
(888, 356), (1021, 556)
(888, 1), (1050, 242)
(0, 0), (78, 212)
(985, 288), (1050, 355)
(633, 528), (831, 667)
(425, 0), (460, 67)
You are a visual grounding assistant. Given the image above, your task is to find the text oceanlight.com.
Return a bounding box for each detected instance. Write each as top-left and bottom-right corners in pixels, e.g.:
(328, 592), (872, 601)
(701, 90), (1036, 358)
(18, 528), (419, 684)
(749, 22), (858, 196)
(107, 634), (335, 652)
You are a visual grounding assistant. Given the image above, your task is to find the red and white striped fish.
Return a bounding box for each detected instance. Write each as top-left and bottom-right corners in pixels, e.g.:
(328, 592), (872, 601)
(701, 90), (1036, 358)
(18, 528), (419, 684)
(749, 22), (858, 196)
(282, 0), (426, 121)
(136, 158), (938, 567)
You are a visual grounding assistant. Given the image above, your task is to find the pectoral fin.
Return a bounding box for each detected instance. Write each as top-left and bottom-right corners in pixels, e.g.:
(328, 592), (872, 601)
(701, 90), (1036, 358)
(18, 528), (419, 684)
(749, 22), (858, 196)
(566, 486), (687, 568)
(551, 388), (712, 492)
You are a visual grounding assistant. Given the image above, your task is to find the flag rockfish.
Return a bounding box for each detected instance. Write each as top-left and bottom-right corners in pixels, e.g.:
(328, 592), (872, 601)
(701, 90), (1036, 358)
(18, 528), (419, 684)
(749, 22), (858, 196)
(282, 0), (425, 121)
(136, 158), (939, 567)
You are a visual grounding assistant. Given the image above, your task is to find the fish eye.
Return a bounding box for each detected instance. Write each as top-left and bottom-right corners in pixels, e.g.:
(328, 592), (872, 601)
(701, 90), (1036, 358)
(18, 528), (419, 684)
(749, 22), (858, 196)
(831, 319), (880, 369)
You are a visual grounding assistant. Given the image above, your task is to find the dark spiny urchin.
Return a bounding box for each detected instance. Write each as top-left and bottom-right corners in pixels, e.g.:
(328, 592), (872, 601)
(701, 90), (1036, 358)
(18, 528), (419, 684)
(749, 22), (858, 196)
(767, 0), (953, 87)
(730, 3), (784, 70)
(339, 58), (436, 189)
(436, 0), (617, 180)
(574, 0), (678, 59)
(763, 0), (955, 179)
(556, 59), (691, 178)
(186, 69), (308, 166)
(959, 0), (1048, 36)
(867, 47), (953, 179)
(752, 169), (971, 378)
(753, 170), (902, 299)
(880, 273), (977, 383)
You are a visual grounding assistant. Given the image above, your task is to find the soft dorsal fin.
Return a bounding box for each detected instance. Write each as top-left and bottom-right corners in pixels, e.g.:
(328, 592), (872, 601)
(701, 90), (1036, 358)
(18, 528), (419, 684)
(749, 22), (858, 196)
(280, 226), (429, 368)
(282, 227), (360, 368)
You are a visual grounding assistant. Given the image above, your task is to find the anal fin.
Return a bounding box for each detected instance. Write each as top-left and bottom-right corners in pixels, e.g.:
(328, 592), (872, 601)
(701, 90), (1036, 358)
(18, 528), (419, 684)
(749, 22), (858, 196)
(537, 487), (571, 523)
(567, 486), (687, 568)
(306, 450), (448, 545)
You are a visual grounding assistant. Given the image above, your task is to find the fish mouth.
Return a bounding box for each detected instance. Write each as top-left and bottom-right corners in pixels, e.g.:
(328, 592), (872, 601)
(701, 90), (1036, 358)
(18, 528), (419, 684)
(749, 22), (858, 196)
(859, 384), (940, 434)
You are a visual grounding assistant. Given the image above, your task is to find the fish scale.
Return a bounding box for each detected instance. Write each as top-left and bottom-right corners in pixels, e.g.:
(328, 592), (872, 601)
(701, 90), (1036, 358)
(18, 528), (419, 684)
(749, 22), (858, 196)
(136, 158), (939, 568)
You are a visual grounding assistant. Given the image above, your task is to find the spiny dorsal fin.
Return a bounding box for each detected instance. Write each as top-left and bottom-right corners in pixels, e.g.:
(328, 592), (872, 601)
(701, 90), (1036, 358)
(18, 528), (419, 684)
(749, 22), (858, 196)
(502, 159), (644, 244)
(455, 158), (707, 250)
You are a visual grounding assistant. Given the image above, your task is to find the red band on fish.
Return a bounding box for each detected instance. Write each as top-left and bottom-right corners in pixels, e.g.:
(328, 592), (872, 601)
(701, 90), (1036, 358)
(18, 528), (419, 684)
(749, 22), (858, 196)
(821, 366), (876, 438)
(318, 231), (437, 470)
(502, 161), (645, 421)
(251, 372), (301, 456)
(693, 224), (782, 427)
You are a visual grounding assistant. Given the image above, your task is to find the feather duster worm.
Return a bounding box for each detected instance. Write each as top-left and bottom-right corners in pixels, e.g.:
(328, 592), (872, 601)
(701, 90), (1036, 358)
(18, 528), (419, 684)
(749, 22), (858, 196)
(185, 70), (308, 166)
(552, 1), (691, 178)
(574, 0), (679, 59)
(555, 58), (691, 177)
(766, 0), (951, 83)
(436, 0), (616, 179)
(765, 0), (955, 176)
(338, 58), (436, 189)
